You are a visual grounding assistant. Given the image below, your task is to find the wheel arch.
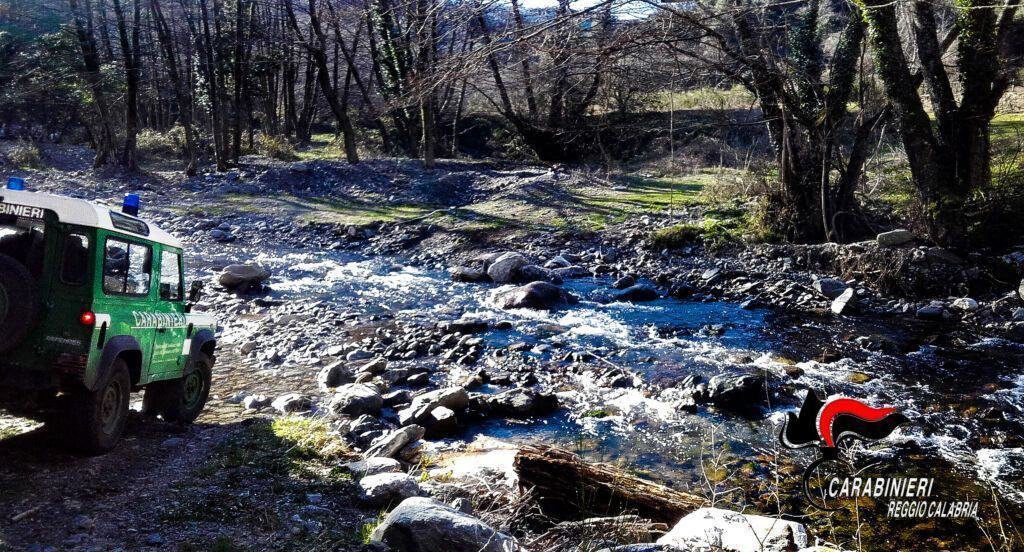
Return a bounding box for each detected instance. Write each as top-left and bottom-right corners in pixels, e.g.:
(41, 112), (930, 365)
(86, 335), (142, 391)
(191, 328), (216, 364)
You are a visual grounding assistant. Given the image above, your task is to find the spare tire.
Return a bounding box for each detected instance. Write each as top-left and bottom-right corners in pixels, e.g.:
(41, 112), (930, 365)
(0, 253), (41, 353)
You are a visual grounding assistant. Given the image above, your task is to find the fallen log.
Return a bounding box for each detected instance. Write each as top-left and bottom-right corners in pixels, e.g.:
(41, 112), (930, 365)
(513, 444), (705, 524)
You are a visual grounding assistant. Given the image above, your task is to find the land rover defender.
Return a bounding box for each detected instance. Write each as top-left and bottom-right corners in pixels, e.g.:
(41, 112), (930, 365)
(0, 178), (217, 453)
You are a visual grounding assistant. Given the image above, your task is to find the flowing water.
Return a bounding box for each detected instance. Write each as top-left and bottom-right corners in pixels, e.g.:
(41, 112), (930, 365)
(188, 239), (1024, 515)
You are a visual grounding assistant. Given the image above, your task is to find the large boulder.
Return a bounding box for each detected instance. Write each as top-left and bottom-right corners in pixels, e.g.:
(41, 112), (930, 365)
(830, 287), (857, 315)
(451, 266), (486, 283)
(317, 361), (354, 391)
(812, 277), (848, 299)
(328, 384), (383, 417)
(398, 387), (470, 426)
(615, 284), (660, 302)
(656, 507), (808, 551)
(344, 457), (402, 477)
(876, 229), (914, 247)
(707, 373), (765, 409)
(498, 281), (578, 310)
(370, 497), (518, 552)
(484, 388), (558, 417)
(271, 393), (312, 414)
(364, 425), (426, 459)
(486, 252), (529, 284)
(218, 264), (271, 290)
(358, 473), (422, 507)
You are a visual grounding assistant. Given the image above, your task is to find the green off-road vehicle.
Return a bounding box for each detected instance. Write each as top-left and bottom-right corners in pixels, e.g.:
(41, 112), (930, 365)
(0, 178), (217, 453)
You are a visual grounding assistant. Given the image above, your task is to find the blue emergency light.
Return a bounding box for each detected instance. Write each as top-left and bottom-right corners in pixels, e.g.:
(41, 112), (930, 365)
(7, 177), (25, 190)
(123, 193), (141, 216)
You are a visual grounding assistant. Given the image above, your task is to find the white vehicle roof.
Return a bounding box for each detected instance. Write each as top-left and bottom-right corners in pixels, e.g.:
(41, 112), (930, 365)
(0, 189), (182, 248)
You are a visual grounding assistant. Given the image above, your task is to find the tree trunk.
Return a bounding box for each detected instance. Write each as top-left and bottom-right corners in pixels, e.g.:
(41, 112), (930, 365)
(68, 0), (117, 167)
(514, 445), (704, 524)
(112, 0), (141, 170)
(151, 0), (198, 175)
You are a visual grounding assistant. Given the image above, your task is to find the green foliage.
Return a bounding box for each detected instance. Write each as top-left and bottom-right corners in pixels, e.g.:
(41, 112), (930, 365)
(7, 140), (41, 168)
(650, 223), (702, 250)
(137, 126), (187, 157)
(256, 134), (299, 161)
(581, 408), (610, 418)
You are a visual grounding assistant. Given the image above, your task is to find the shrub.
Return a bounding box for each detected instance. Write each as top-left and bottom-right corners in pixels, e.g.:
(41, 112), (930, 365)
(136, 126), (188, 157)
(650, 223), (702, 250)
(256, 134), (299, 161)
(7, 140), (41, 168)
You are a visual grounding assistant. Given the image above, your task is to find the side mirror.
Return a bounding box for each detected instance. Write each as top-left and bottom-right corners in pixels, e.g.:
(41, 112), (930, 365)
(189, 280), (204, 303)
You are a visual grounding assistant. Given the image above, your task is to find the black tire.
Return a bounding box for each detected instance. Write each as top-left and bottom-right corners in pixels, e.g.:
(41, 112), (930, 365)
(60, 359), (131, 454)
(0, 253), (40, 353)
(142, 353), (213, 424)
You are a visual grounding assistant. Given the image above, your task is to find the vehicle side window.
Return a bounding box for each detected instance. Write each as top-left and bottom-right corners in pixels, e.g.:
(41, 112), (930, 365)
(160, 250), (182, 301)
(60, 233), (90, 285)
(103, 238), (151, 296)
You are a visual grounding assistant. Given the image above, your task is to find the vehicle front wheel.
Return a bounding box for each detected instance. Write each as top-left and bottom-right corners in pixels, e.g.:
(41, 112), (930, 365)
(142, 353), (213, 424)
(59, 358), (131, 454)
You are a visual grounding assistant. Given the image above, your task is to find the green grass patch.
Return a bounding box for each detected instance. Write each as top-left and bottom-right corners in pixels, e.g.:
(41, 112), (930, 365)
(223, 193), (434, 225)
(657, 85), (755, 111)
(581, 408), (611, 419)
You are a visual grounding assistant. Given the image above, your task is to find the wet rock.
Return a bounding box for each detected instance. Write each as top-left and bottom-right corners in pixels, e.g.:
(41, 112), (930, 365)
(449, 317), (489, 334)
(317, 361), (354, 391)
(424, 406), (458, 438)
(497, 281), (578, 310)
(370, 497), (518, 552)
(812, 277), (848, 299)
(612, 275), (636, 289)
(272, 393), (312, 414)
(328, 384), (384, 417)
(1018, 279), (1024, 301)
(544, 256), (573, 269)
(398, 387), (470, 426)
(347, 349), (373, 361)
(407, 372), (430, 387)
(952, 297), (979, 312)
(551, 266), (590, 279)
(383, 390), (411, 408)
(344, 457), (402, 477)
(517, 264), (558, 284)
(615, 284), (659, 302)
(218, 264), (270, 291)
(358, 473), (422, 507)
(657, 507), (808, 551)
(830, 288), (857, 315)
(916, 303), (946, 319)
(364, 425), (426, 459)
(707, 373), (765, 409)
(669, 282), (696, 299)
(451, 266), (486, 282)
(360, 357), (388, 375)
(877, 229), (914, 247)
(701, 267), (722, 282)
(486, 252), (529, 284)
(484, 388), (558, 417)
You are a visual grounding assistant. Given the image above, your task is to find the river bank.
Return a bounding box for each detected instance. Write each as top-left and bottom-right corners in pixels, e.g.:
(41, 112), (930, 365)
(2, 148), (1023, 550)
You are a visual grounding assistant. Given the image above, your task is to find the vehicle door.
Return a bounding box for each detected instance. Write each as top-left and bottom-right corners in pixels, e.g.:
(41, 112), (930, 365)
(149, 246), (189, 378)
(93, 233), (158, 383)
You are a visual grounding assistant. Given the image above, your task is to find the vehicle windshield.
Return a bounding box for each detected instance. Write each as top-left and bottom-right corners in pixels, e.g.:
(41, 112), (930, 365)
(0, 214), (45, 277)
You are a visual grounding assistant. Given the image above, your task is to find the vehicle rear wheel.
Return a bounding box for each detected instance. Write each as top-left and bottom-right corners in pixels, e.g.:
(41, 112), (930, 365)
(0, 253), (40, 353)
(142, 354), (213, 424)
(59, 359), (131, 454)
